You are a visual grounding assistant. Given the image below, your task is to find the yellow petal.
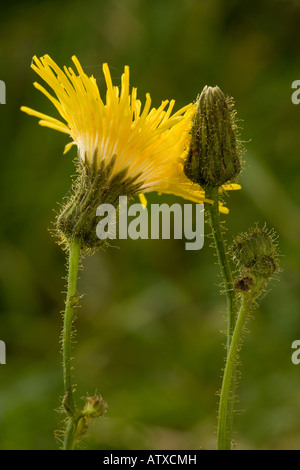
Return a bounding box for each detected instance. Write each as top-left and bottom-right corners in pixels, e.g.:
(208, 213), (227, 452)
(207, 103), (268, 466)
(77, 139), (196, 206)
(138, 193), (148, 208)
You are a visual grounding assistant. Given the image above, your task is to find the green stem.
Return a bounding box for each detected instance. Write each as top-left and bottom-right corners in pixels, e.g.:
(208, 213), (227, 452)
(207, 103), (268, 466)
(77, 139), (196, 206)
(62, 237), (81, 450)
(217, 293), (249, 450)
(205, 186), (235, 349)
(205, 186), (238, 449)
(63, 417), (77, 450)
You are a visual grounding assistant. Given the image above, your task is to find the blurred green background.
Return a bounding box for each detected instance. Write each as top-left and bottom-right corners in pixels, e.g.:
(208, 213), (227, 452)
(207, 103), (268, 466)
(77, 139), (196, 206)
(0, 0), (300, 450)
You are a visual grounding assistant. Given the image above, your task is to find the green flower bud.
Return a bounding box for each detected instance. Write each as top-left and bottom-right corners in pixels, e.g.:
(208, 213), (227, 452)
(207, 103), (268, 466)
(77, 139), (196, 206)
(83, 394), (108, 418)
(184, 85), (241, 187)
(232, 226), (277, 271)
(69, 394), (108, 442)
(232, 226), (279, 301)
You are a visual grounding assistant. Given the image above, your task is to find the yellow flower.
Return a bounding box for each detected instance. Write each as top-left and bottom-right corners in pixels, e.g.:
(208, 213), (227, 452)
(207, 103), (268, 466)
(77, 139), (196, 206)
(21, 55), (238, 214)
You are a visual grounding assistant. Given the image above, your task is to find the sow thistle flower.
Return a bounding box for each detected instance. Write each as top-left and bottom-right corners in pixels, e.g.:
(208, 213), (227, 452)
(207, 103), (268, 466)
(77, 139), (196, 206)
(21, 55), (233, 249)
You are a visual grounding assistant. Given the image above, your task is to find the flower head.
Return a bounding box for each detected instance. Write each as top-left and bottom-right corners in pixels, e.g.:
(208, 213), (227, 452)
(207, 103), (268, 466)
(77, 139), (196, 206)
(21, 56), (241, 248)
(21, 55), (225, 207)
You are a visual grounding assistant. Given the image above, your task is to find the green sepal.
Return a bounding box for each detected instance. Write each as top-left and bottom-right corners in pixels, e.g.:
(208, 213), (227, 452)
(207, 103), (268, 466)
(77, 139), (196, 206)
(56, 152), (143, 250)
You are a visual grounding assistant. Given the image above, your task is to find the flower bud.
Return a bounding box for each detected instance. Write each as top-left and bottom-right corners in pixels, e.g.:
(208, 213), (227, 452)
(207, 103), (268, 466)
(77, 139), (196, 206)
(232, 226), (279, 301)
(232, 226), (277, 271)
(184, 86), (241, 187)
(83, 394), (108, 418)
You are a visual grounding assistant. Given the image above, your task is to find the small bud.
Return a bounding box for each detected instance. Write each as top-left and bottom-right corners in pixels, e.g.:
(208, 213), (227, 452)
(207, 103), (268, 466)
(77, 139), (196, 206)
(83, 394), (108, 418)
(232, 226), (278, 273)
(232, 226), (279, 301)
(184, 86), (241, 188)
(71, 394), (108, 442)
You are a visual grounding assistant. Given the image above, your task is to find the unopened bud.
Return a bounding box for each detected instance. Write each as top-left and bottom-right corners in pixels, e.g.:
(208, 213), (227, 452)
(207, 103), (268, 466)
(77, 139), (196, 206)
(232, 226), (277, 273)
(83, 394), (108, 418)
(184, 86), (241, 187)
(232, 226), (279, 301)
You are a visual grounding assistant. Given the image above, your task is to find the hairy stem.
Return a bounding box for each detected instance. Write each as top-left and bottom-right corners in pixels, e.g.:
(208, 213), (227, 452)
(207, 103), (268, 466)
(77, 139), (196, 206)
(217, 293), (249, 450)
(63, 416), (77, 450)
(205, 187), (238, 449)
(205, 187), (236, 350)
(62, 237), (81, 450)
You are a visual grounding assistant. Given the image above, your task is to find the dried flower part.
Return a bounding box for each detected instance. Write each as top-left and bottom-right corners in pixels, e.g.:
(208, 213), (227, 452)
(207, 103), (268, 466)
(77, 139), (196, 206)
(184, 85), (241, 188)
(233, 275), (254, 292)
(232, 226), (279, 300)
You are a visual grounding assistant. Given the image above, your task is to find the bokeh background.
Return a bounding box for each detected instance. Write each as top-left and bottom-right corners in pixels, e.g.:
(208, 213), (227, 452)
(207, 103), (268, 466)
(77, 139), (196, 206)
(0, 0), (300, 450)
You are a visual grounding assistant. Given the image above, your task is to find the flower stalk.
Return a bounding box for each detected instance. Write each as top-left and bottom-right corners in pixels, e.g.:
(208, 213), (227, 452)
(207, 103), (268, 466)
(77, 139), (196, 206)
(205, 189), (238, 450)
(61, 237), (107, 450)
(62, 237), (81, 449)
(217, 292), (250, 449)
(205, 186), (236, 347)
